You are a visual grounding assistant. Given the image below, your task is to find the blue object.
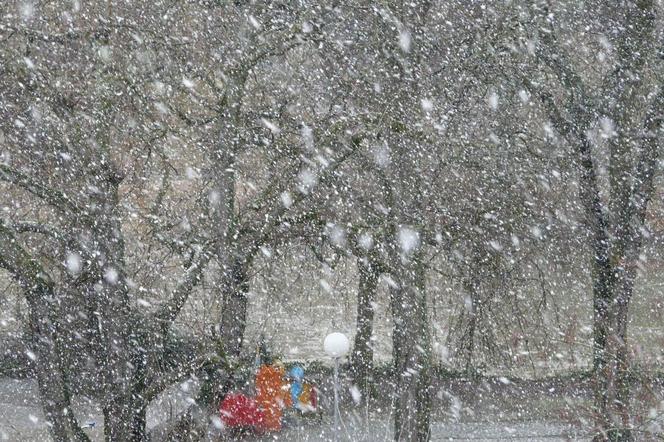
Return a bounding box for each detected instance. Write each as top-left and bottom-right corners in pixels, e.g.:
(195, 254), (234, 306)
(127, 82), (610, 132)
(291, 381), (303, 407)
(289, 365), (305, 408)
(289, 365), (304, 381)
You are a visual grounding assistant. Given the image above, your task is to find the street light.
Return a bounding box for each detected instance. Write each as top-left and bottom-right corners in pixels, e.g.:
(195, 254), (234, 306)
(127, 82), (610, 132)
(324, 332), (350, 440)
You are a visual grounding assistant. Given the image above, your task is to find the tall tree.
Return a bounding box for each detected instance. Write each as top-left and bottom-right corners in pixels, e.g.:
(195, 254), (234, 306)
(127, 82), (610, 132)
(519, 2), (663, 438)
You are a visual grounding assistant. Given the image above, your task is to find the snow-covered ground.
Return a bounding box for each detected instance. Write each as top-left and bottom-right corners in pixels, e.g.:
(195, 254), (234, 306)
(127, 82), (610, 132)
(0, 377), (196, 441)
(0, 377), (589, 441)
(256, 419), (589, 441)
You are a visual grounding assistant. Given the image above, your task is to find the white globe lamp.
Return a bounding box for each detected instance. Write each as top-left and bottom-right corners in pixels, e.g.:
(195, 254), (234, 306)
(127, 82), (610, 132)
(324, 332), (350, 358)
(324, 332), (349, 440)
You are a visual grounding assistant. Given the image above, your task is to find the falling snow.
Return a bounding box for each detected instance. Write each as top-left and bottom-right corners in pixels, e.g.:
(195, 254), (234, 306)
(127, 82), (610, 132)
(0, 2), (663, 441)
(398, 227), (420, 255)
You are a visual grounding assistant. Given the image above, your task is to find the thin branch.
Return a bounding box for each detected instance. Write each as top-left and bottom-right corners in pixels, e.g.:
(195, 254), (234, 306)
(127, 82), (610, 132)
(0, 163), (89, 221)
(0, 221), (54, 293)
(240, 137), (362, 259)
(7, 221), (64, 241)
(142, 352), (218, 404)
(629, 90), (663, 228)
(153, 240), (216, 325)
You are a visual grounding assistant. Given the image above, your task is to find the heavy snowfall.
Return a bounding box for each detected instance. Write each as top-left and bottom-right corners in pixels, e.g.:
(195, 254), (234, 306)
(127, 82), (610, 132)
(0, 1), (663, 441)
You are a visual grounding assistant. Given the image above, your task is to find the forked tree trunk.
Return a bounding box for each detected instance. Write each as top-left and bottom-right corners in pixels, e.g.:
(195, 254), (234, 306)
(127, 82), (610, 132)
(0, 224), (90, 441)
(587, 94), (661, 441)
(88, 176), (139, 442)
(28, 292), (91, 442)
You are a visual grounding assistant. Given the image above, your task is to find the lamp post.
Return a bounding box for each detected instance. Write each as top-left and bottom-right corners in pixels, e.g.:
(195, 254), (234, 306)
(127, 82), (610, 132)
(324, 332), (350, 441)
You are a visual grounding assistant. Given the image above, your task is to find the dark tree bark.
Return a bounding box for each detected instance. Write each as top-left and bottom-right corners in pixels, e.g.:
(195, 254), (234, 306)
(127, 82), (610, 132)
(218, 260), (250, 362)
(590, 95), (662, 441)
(460, 269), (482, 374)
(86, 172), (139, 442)
(390, 248), (432, 442)
(28, 294), (92, 442)
(351, 258), (380, 401)
(526, 3), (662, 438)
(0, 223), (90, 442)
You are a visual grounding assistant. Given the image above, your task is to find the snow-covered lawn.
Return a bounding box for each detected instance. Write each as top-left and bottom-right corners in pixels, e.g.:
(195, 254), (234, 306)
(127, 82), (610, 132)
(0, 377), (589, 441)
(0, 377), (196, 441)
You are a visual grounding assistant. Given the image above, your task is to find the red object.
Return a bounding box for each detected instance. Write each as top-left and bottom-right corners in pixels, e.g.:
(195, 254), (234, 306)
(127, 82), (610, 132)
(219, 393), (265, 429)
(310, 386), (317, 409)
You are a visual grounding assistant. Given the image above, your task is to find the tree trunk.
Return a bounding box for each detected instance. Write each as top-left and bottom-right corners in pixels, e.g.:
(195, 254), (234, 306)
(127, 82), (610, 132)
(351, 259), (379, 401)
(218, 261), (250, 362)
(391, 249), (432, 442)
(592, 263), (636, 442)
(130, 407), (147, 442)
(587, 95), (661, 441)
(129, 345), (149, 442)
(460, 264), (482, 374)
(0, 224), (90, 441)
(89, 177), (137, 442)
(213, 107), (246, 363)
(27, 292), (91, 442)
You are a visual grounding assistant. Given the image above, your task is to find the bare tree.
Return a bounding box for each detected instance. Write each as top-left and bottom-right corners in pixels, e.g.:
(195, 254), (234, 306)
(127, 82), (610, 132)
(517, 1), (663, 439)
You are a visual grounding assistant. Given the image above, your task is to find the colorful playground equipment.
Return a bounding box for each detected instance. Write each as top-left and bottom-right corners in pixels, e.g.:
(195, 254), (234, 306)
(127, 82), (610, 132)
(219, 362), (318, 434)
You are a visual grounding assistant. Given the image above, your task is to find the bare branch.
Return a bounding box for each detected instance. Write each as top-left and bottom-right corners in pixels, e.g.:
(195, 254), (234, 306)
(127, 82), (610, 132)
(0, 163), (88, 220)
(153, 240), (216, 325)
(142, 352), (218, 404)
(240, 136), (362, 259)
(0, 220), (53, 293)
(7, 221), (64, 240)
(630, 89), (664, 228)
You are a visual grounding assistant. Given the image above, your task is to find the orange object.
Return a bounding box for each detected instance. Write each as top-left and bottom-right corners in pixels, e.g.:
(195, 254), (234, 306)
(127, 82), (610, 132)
(255, 364), (291, 431)
(299, 383), (317, 412)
